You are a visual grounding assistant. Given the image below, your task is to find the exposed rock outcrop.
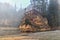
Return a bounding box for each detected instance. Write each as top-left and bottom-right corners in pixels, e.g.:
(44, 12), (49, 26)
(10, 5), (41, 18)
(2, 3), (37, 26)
(19, 9), (51, 32)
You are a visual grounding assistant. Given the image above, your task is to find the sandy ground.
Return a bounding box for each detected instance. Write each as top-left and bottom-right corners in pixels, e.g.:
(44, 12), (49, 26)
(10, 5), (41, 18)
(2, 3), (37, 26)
(0, 27), (60, 40)
(0, 30), (60, 40)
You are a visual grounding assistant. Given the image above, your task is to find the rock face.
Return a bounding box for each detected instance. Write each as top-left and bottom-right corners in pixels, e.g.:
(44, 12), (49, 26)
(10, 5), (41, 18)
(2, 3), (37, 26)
(19, 9), (51, 32)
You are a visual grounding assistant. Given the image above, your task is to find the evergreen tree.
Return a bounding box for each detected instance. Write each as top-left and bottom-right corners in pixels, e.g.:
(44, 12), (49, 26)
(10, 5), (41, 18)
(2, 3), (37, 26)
(47, 0), (58, 27)
(30, 0), (48, 16)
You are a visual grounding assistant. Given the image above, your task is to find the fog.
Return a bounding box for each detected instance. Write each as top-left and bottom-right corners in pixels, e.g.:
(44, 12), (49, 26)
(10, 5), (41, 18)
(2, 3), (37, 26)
(0, 0), (60, 27)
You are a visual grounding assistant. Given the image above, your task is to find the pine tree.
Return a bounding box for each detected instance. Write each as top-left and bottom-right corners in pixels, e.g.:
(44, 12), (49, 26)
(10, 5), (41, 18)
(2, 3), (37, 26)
(48, 0), (58, 27)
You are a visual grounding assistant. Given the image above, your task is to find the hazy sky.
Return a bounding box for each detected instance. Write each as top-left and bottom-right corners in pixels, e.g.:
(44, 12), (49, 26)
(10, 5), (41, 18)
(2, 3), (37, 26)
(0, 0), (30, 10)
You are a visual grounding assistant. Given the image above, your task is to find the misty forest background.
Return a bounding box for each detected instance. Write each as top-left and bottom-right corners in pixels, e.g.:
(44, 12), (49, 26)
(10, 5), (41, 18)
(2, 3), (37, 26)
(0, 0), (59, 28)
